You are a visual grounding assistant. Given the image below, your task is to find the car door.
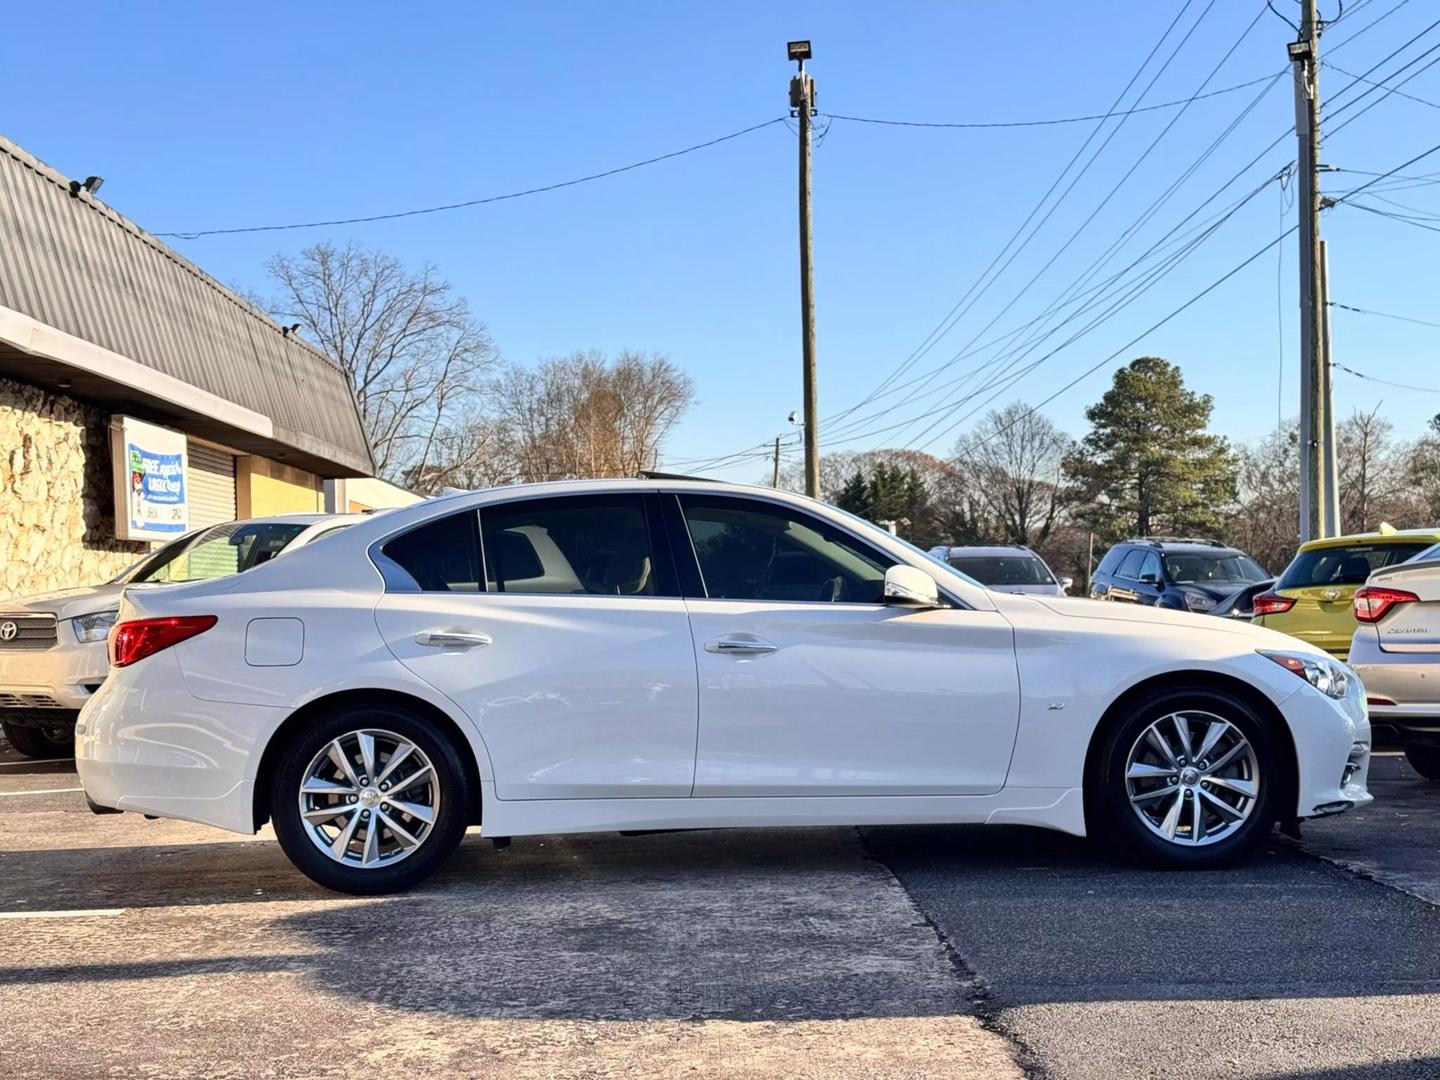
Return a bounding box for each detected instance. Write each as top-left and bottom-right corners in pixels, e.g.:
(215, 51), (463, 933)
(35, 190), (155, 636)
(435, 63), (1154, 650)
(1133, 551), (1164, 605)
(671, 494), (1021, 797)
(373, 495), (699, 800)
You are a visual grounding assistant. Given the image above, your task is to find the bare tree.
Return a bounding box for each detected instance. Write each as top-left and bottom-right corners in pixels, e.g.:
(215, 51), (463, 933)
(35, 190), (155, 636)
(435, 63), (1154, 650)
(490, 351), (694, 482)
(952, 402), (1074, 547)
(1338, 405), (1415, 533)
(265, 242), (496, 480)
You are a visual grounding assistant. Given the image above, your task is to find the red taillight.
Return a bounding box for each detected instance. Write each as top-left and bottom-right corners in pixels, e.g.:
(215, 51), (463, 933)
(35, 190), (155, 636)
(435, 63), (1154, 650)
(1353, 585), (1419, 623)
(1367, 694), (1397, 706)
(1252, 592), (1296, 617)
(109, 616), (218, 668)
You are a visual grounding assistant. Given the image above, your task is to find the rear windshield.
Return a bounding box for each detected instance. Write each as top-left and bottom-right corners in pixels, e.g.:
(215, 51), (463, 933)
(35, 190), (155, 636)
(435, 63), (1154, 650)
(1163, 552), (1267, 585)
(947, 555), (1054, 586)
(1278, 542), (1434, 589)
(128, 521), (308, 584)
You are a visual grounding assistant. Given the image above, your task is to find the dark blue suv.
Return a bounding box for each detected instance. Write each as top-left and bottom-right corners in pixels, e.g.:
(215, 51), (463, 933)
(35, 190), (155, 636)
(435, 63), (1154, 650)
(1089, 538), (1269, 614)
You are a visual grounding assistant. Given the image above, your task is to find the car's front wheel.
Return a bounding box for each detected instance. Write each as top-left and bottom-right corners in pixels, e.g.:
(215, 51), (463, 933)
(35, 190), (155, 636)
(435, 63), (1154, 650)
(270, 704), (471, 894)
(1092, 688), (1282, 868)
(1404, 745), (1440, 782)
(2, 721), (73, 759)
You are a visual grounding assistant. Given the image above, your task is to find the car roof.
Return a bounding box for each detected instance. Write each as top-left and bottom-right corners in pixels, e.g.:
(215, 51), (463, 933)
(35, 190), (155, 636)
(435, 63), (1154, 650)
(937, 545), (1038, 558)
(1113, 540), (1244, 554)
(1298, 528), (1440, 551)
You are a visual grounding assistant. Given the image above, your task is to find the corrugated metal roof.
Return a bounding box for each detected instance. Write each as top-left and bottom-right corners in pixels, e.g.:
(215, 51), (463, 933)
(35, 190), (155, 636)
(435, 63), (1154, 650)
(0, 133), (374, 477)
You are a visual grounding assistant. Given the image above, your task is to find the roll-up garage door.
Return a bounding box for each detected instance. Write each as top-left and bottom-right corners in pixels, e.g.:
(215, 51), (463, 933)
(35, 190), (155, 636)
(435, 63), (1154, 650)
(186, 441), (237, 529)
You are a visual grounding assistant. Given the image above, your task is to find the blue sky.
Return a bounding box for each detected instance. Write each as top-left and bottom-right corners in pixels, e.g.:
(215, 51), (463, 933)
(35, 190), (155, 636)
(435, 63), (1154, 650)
(4, 1), (1438, 481)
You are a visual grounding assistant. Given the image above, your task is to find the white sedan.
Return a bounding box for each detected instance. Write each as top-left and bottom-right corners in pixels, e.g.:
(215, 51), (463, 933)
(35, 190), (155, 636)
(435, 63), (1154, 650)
(77, 480), (1372, 894)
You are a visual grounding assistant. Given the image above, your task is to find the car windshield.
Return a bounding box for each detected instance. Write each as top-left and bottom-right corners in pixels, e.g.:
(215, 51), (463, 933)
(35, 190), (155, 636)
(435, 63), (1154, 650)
(128, 521), (309, 584)
(1277, 542), (1434, 589)
(1163, 552), (1267, 585)
(948, 555), (1054, 586)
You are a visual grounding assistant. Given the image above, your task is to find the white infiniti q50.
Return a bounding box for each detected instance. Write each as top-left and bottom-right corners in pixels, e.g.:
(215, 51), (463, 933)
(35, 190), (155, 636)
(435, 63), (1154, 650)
(77, 480), (1371, 894)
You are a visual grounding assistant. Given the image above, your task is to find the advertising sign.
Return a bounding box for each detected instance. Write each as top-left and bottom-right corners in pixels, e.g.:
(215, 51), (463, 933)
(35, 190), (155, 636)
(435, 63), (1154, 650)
(110, 416), (189, 541)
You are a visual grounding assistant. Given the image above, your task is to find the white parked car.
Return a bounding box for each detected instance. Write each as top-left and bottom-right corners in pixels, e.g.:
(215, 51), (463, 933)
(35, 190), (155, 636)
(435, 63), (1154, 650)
(0, 514), (364, 758)
(927, 544), (1072, 596)
(77, 480), (1371, 894)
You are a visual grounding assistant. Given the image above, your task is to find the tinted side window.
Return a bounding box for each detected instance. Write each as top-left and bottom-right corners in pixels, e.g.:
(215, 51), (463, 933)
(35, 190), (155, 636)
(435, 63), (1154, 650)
(679, 496), (890, 603)
(1138, 553), (1162, 581)
(1095, 547), (1125, 576)
(1116, 550), (1147, 579)
(481, 495), (666, 596)
(381, 512), (482, 592)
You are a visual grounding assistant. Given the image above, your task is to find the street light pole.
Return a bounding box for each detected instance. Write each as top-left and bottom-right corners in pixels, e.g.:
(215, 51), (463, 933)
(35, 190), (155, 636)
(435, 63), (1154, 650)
(788, 40), (820, 499)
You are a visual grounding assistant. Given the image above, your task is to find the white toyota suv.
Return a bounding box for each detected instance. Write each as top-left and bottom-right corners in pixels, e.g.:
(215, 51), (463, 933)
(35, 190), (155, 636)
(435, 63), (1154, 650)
(0, 514), (363, 757)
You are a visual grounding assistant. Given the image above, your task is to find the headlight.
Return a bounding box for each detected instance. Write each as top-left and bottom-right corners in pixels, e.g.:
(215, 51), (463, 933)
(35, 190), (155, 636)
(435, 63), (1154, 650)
(1260, 650), (1352, 699)
(1184, 592), (1216, 612)
(72, 610), (119, 643)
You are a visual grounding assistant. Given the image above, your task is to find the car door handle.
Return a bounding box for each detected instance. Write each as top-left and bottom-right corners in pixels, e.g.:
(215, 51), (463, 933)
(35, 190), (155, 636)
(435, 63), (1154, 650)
(415, 629), (492, 649)
(705, 637), (778, 655)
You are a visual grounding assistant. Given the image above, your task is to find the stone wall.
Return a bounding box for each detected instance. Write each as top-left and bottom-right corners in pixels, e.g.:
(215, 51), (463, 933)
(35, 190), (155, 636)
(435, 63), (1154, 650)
(0, 376), (148, 600)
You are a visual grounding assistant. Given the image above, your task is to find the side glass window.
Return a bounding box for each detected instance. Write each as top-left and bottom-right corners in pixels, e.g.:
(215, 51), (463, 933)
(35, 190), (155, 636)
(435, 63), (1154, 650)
(481, 495), (663, 596)
(1138, 553), (1162, 581)
(381, 512), (482, 592)
(134, 521), (307, 583)
(1116, 550), (1146, 579)
(679, 496), (891, 603)
(1095, 547), (1124, 576)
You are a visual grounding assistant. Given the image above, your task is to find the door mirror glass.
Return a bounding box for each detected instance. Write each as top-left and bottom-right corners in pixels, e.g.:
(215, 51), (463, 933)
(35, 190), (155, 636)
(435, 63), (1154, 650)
(883, 565), (939, 608)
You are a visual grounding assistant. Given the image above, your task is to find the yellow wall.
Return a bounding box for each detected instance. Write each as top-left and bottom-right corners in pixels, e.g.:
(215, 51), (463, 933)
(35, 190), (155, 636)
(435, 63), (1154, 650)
(236, 456), (322, 518)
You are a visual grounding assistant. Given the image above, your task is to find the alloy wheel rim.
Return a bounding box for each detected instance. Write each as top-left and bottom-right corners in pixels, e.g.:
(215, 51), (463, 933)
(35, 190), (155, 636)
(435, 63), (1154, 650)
(1124, 710), (1259, 847)
(297, 729), (440, 868)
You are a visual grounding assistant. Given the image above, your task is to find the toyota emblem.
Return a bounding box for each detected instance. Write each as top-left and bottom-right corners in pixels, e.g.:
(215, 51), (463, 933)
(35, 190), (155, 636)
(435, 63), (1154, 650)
(0, 621), (17, 642)
(1323, 587), (1341, 601)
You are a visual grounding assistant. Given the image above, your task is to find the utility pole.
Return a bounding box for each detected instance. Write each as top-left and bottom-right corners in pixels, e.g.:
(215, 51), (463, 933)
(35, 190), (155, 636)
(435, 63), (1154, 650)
(1289, 0), (1329, 541)
(1319, 239), (1340, 534)
(788, 40), (820, 498)
(772, 435), (782, 487)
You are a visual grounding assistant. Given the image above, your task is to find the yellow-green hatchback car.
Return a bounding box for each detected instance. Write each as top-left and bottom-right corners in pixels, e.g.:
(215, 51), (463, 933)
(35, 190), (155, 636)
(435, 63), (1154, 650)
(1253, 527), (1440, 658)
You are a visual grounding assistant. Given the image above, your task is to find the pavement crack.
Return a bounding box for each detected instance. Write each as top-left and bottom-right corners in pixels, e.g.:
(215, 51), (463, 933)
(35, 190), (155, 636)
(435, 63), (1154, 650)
(856, 827), (1052, 1080)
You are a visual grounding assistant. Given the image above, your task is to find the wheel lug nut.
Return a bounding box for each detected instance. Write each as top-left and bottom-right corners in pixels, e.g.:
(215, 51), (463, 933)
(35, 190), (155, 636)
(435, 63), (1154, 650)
(348, 795), (358, 803)
(380, 783), (389, 791)
(1168, 776), (1178, 785)
(361, 810), (370, 819)
(381, 802), (389, 811)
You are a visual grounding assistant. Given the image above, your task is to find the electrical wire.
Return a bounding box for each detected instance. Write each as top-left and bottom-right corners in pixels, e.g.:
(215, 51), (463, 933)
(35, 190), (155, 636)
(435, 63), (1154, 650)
(1343, 199), (1440, 231)
(1334, 362), (1440, 393)
(1331, 300), (1440, 329)
(155, 117), (789, 239)
(1325, 60), (1440, 109)
(820, 72), (1283, 129)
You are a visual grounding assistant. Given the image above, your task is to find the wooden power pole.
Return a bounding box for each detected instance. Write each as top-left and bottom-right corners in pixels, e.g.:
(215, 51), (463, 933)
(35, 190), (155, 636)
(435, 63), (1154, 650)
(789, 40), (820, 498)
(1290, 0), (1330, 541)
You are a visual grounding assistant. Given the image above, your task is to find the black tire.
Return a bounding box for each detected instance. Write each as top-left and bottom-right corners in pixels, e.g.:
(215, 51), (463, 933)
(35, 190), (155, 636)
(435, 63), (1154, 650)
(1090, 687), (1283, 869)
(2, 721), (73, 759)
(1404, 745), (1440, 782)
(270, 703), (471, 895)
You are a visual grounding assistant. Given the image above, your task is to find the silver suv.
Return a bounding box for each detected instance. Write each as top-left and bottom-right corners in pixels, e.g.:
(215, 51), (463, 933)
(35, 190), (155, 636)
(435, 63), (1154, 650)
(0, 514), (363, 758)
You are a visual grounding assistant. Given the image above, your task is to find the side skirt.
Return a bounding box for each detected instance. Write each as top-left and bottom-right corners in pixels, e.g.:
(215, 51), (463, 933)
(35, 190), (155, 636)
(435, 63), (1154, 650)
(478, 783), (1087, 839)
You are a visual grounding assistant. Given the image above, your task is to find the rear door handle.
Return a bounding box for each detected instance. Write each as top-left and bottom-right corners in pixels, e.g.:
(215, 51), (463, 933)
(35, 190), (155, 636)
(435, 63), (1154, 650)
(415, 629), (492, 649)
(705, 636), (778, 655)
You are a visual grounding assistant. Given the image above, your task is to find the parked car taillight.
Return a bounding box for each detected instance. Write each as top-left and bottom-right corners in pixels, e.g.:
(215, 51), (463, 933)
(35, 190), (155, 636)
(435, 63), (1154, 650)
(1251, 592), (1296, 617)
(1353, 586), (1419, 623)
(109, 616), (218, 668)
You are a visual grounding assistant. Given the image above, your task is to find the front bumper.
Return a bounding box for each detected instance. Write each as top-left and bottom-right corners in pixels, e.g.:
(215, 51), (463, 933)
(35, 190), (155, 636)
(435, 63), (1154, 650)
(0, 637), (109, 722)
(1282, 676), (1372, 819)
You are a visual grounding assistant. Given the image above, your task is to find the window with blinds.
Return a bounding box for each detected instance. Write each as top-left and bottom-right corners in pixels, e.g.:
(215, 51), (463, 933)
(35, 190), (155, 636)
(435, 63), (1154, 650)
(185, 441), (237, 530)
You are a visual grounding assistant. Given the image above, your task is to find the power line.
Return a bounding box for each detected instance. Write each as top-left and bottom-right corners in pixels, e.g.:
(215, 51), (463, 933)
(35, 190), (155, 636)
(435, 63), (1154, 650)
(1325, 60), (1440, 108)
(1343, 199), (1440, 231)
(155, 117), (788, 239)
(1331, 300), (1440, 328)
(1334, 361), (1440, 393)
(820, 72), (1284, 129)
(1332, 138), (1440, 203)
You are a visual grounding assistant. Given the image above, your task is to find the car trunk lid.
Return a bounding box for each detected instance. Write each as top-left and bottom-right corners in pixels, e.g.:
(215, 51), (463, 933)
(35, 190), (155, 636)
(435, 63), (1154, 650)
(1367, 561), (1440, 654)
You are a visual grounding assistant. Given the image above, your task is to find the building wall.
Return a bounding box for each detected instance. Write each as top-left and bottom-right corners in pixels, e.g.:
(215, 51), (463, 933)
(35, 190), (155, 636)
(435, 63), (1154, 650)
(324, 476), (423, 514)
(0, 377), (146, 600)
(237, 457), (323, 517)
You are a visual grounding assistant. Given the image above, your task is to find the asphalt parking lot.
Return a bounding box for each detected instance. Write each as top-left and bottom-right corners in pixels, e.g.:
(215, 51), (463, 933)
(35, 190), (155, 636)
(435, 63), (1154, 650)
(1, 744), (1437, 1079)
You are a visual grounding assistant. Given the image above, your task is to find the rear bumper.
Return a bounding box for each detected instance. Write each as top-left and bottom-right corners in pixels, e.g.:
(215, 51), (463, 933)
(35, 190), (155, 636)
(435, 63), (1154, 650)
(75, 651), (283, 834)
(1348, 626), (1440, 747)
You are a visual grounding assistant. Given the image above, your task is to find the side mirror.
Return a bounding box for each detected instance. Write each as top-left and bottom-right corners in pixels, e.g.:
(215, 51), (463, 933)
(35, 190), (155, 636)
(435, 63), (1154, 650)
(1059, 576), (1074, 593)
(884, 565), (940, 608)
(1139, 572), (1160, 585)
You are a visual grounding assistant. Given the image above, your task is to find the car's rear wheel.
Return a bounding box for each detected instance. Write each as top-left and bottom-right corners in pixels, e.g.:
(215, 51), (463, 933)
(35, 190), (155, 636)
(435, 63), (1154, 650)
(1404, 745), (1440, 782)
(1092, 688), (1282, 868)
(2, 721), (73, 759)
(270, 704), (471, 894)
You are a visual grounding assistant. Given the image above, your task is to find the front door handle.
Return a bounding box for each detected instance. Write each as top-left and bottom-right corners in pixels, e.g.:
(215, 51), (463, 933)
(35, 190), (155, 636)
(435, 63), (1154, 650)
(705, 636), (778, 655)
(415, 629), (492, 649)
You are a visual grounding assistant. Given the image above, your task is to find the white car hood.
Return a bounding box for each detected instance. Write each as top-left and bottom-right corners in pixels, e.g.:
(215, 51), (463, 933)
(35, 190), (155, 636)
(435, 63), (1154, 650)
(1, 582), (126, 621)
